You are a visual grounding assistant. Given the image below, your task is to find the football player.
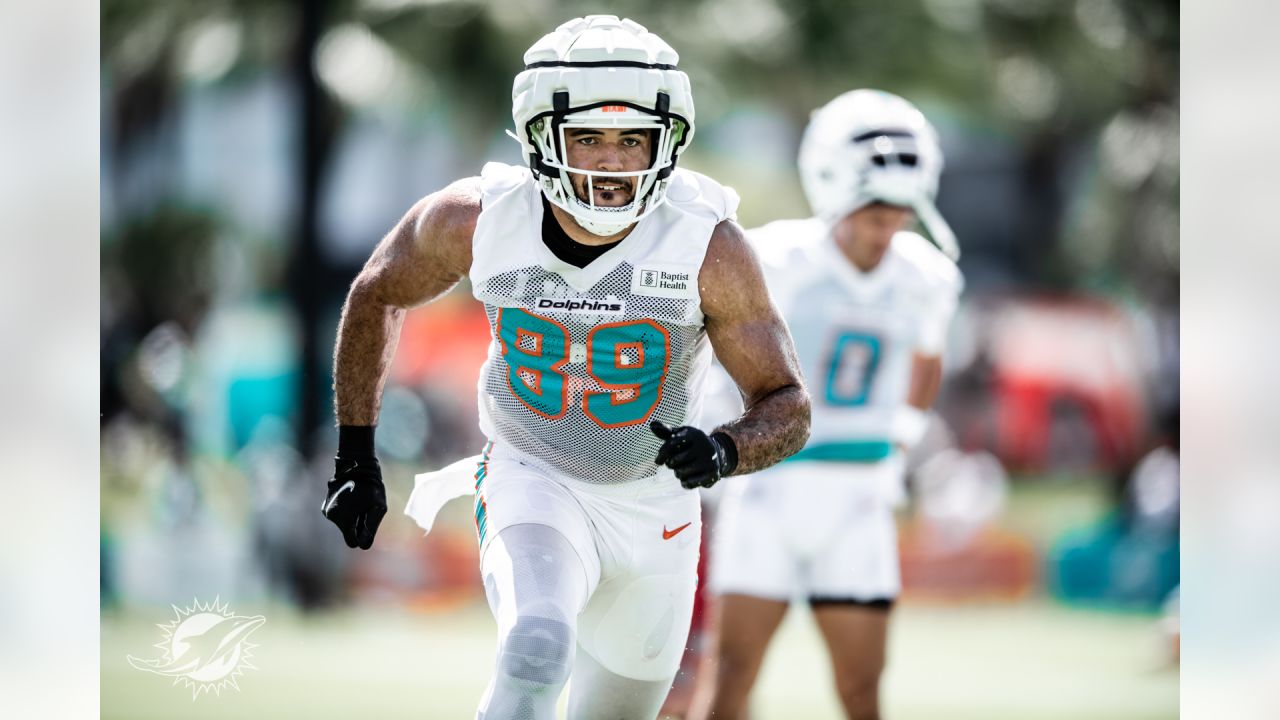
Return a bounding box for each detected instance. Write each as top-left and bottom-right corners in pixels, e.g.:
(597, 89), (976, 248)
(322, 16), (811, 719)
(690, 90), (963, 720)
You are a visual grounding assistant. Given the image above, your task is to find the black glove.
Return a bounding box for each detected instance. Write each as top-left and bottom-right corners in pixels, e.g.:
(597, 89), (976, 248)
(322, 427), (387, 550)
(650, 420), (738, 490)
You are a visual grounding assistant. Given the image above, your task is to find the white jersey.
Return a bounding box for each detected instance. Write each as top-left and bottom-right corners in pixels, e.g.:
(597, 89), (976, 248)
(470, 162), (740, 485)
(747, 218), (962, 461)
(705, 219), (961, 601)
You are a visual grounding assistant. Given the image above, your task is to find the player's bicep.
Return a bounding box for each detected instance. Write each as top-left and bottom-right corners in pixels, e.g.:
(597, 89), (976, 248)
(700, 221), (804, 406)
(354, 179), (479, 309)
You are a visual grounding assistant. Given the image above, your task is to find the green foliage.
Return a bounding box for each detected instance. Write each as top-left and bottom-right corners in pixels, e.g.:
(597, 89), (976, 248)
(107, 205), (220, 333)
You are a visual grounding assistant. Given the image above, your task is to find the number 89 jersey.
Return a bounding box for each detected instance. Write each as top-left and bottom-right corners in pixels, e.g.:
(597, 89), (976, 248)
(750, 219), (963, 461)
(469, 162), (740, 485)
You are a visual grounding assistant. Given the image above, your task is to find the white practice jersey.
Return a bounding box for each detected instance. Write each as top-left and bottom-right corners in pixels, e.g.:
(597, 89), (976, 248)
(470, 162), (740, 485)
(739, 218), (962, 462)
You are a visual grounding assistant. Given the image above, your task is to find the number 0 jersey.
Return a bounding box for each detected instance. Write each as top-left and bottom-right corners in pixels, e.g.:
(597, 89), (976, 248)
(749, 218), (963, 461)
(469, 162), (740, 485)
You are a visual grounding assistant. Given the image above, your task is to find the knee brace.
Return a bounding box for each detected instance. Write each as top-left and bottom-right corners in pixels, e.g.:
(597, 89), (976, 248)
(499, 611), (574, 686)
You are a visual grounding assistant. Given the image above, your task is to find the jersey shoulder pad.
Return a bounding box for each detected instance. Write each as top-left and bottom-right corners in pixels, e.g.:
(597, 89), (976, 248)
(891, 231), (964, 297)
(666, 168), (741, 224)
(479, 162), (533, 204)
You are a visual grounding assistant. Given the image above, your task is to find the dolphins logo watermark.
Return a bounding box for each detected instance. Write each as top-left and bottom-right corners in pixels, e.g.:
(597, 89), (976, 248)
(127, 597), (265, 699)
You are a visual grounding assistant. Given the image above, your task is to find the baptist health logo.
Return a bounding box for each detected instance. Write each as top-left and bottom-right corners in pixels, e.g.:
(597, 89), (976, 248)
(127, 597), (266, 699)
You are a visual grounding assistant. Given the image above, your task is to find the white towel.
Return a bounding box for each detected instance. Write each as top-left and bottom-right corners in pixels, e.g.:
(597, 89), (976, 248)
(403, 454), (483, 534)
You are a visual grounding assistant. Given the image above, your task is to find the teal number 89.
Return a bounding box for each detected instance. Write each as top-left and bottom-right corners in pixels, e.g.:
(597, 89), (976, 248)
(497, 309), (670, 427)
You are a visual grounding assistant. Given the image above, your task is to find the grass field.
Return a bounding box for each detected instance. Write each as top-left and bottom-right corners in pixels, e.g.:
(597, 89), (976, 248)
(102, 597), (1177, 719)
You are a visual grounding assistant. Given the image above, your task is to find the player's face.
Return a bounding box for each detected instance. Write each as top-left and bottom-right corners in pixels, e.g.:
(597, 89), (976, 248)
(563, 127), (654, 207)
(834, 202), (915, 271)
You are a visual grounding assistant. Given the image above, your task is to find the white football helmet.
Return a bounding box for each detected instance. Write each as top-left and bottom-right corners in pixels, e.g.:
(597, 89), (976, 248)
(799, 89), (959, 260)
(510, 16), (694, 236)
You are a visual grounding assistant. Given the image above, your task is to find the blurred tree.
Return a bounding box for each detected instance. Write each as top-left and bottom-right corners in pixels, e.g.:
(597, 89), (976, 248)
(102, 0), (1179, 285)
(100, 0), (1180, 468)
(101, 206), (217, 426)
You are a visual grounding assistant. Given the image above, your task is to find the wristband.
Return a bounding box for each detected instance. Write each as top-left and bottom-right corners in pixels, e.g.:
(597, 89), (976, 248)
(710, 431), (739, 476)
(338, 425), (376, 458)
(892, 408), (928, 450)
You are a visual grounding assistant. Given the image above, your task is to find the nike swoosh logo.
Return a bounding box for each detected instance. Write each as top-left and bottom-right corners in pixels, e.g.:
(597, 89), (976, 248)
(662, 522), (692, 540)
(323, 480), (356, 515)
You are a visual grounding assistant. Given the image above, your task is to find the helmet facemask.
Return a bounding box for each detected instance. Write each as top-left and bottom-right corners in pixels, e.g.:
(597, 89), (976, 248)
(859, 130), (929, 206)
(854, 129), (958, 261)
(813, 129), (935, 223)
(524, 93), (689, 236)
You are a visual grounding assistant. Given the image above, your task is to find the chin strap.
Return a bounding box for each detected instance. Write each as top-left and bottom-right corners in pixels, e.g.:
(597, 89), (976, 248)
(569, 202), (635, 236)
(914, 198), (960, 261)
(821, 195), (960, 264)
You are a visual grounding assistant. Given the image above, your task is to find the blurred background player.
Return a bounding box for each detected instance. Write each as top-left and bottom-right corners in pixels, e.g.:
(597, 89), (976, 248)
(321, 16), (810, 719)
(689, 90), (962, 720)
